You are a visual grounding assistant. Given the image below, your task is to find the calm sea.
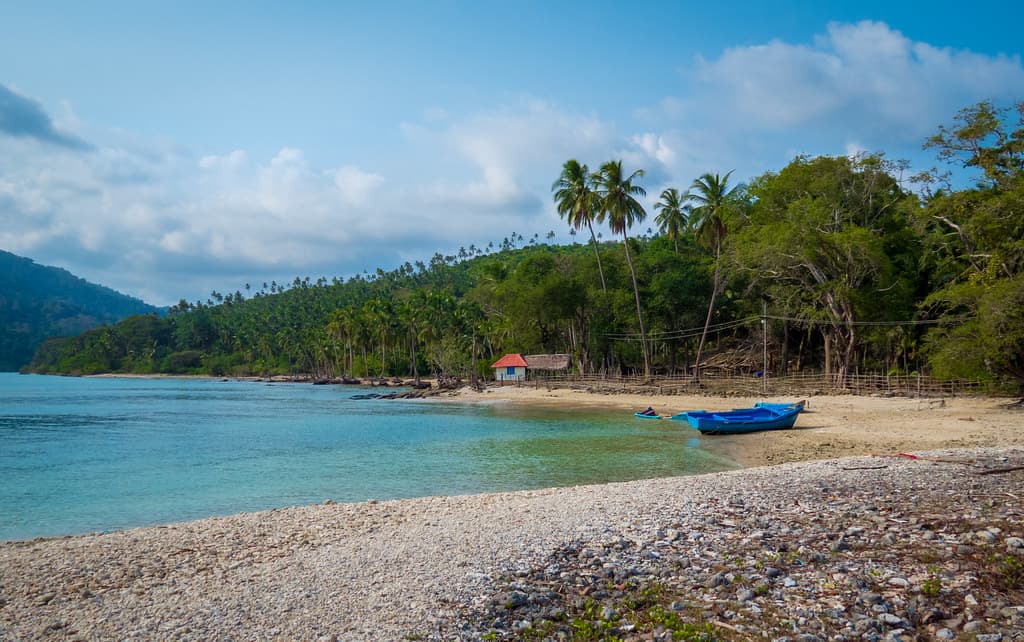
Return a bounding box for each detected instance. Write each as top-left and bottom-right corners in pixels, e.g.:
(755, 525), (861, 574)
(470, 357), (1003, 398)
(0, 373), (735, 540)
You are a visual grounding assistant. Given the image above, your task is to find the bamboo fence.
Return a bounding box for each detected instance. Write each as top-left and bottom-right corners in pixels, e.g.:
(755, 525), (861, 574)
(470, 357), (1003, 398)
(515, 371), (1005, 398)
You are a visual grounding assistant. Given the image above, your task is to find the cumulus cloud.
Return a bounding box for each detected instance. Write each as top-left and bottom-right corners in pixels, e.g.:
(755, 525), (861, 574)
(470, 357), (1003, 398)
(691, 21), (1024, 140)
(0, 83), (92, 150)
(333, 166), (384, 206)
(629, 20), (1024, 195)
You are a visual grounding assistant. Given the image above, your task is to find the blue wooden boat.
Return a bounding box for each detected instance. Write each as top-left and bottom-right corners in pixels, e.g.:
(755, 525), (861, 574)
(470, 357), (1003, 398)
(679, 405), (800, 434)
(753, 400), (806, 413)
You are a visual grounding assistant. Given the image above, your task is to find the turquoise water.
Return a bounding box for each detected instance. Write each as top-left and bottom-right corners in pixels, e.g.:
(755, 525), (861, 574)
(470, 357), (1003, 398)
(0, 373), (735, 540)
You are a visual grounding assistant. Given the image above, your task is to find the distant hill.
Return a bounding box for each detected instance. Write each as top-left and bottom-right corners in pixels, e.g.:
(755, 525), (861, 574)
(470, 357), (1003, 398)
(0, 250), (159, 371)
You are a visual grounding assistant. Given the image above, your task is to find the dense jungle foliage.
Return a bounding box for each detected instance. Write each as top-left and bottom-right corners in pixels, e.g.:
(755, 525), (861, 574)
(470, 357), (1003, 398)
(0, 250), (157, 371)
(25, 102), (1024, 391)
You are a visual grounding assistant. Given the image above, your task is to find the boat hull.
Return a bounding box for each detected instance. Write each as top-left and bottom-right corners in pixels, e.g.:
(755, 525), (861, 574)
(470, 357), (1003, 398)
(682, 406), (800, 434)
(634, 412), (662, 420)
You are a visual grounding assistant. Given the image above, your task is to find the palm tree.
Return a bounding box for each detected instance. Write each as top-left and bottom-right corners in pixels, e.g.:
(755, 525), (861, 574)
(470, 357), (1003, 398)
(595, 160), (651, 380)
(552, 159), (607, 291)
(654, 187), (690, 253)
(688, 170), (740, 381)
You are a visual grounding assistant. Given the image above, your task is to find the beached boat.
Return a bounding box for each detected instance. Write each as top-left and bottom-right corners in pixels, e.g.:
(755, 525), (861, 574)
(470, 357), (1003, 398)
(634, 411), (662, 420)
(753, 400), (806, 413)
(676, 405), (800, 434)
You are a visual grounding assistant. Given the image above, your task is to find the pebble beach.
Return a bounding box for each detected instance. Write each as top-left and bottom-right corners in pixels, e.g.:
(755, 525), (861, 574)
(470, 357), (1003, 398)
(1, 393), (1022, 640)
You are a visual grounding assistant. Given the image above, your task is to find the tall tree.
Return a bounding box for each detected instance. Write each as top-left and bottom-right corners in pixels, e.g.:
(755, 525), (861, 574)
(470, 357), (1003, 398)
(654, 187), (690, 253)
(918, 101), (1024, 396)
(552, 159), (607, 291)
(595, 160), (651, 379)
(688, 170), (739, 381)
(733, 155), (913, 386)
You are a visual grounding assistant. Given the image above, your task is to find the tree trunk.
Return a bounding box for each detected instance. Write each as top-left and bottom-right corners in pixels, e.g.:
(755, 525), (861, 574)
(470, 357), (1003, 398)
(824, 330), (832, 385)
(780, 321), (789, 376)
(587, 221), (607, 292)
(410, 327), (419, 384)
(621, 231), (650, 380)
(471, 333), (478, 389)
(693, 243), (721, 382)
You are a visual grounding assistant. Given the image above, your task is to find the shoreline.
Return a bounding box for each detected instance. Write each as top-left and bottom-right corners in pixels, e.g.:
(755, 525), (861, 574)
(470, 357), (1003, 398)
(2, 448), (1021, 640)
(80, 374), (1024, 468)
(428, 383), (1024, 468)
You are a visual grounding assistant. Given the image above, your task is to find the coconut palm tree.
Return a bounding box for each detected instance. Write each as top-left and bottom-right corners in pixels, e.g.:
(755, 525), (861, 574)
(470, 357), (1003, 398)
(688, 170), (740, 381)
(595, 160), (651, 380)
(552, 159), (607, 291)
(654, 187), (690, 253)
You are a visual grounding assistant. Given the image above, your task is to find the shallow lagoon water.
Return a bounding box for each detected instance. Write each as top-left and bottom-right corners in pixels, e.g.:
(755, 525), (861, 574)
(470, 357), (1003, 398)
(0, 373), (735, 540)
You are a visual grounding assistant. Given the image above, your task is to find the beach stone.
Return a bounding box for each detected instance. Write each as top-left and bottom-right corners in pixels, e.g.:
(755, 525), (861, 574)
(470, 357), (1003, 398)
(1004, 537), (1024, 550)
(975, 635), (1002, 642)
(5, 446), (1024, 641)
(975, 530), (997, 544)
(705, 572), (728, 588)
(935, 629), (955, 640)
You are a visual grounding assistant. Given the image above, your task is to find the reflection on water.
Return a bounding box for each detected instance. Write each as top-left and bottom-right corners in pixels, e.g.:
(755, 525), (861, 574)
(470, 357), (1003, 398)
(0, 374), (737, 540)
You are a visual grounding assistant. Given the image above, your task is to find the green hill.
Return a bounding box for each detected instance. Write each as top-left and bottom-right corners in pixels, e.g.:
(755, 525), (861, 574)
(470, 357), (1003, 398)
(0, 250), (158, 371)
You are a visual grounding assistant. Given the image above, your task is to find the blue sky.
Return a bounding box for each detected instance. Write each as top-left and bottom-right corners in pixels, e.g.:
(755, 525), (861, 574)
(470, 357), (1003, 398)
(2, 1), (1023, 305)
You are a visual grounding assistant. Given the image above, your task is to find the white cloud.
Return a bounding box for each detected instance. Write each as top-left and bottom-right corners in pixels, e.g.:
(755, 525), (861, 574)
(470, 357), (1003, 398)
(691, 21), (1024, 140)
(627, 20), (1024, 195)
(333, 166), (384, 206)
(632, 133), (676, 165)
(199, 149), (247, 170)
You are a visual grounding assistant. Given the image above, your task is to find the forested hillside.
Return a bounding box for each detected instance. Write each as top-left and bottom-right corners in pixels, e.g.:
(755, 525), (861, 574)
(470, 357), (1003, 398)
(26, 102), (1024, 391)
(1, 251), (158, 371)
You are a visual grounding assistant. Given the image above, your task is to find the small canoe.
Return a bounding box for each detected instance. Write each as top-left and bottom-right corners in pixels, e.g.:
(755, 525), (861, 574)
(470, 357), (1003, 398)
(679, 406), (800, 434)
(753, 400), (806, 413)
(634, 412), (662, 420)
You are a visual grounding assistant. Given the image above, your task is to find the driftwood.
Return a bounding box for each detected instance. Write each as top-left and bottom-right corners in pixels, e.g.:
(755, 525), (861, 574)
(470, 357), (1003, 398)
(976, 465), (1024, 476)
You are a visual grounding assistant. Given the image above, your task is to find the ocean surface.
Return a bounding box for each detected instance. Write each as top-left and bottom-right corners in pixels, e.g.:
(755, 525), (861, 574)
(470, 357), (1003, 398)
(0, 373), (736, 540)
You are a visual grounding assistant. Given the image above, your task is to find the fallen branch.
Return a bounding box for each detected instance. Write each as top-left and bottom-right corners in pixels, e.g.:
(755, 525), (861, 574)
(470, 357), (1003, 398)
(874, 453), (979, 465)
(710, 620), (745, 634)
(975, 465), (1024, 476)
(841, 465), (889, 470)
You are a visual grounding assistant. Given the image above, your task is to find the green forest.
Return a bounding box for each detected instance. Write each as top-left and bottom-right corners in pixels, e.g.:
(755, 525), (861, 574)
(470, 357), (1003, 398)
(25, 102), (1024, 392)
(0, 250), (157, 371)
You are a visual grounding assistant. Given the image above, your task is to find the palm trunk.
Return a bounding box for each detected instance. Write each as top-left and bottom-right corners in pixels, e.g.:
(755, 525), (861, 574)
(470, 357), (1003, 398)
(693, 243), (721, 382)
(621, 231), (650, 380)
(410, 327), (419, 384)
(586, 221), (607, 292)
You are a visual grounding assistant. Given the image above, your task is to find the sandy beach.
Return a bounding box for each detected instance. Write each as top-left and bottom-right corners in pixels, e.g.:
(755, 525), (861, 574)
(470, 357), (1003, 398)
(1, 387), (1022, 640)
(436, 385), (1024, 467)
